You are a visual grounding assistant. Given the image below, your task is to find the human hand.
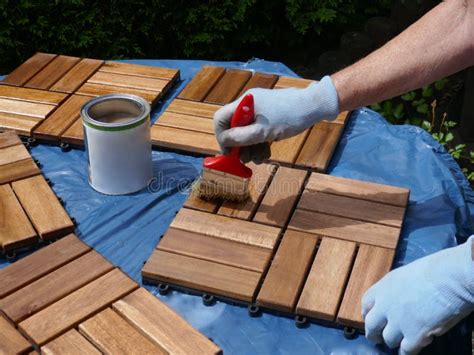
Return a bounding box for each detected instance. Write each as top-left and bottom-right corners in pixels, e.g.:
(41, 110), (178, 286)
(362, 237), (474, 355)
(213, 76), (339, 163)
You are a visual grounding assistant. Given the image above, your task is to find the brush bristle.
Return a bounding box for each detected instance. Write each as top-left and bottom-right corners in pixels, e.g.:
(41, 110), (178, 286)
(192, 168), (250, 202)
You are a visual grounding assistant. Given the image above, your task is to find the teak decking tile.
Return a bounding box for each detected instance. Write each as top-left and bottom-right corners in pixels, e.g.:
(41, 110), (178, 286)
(178, 65), (226, 101)
(24, 55), (81, 90)
(41, 329), (101, 355)
(204, 69), (252, 105)
(49, 59), (104, 94)
(0, 315), (32, 354)
(2, 52), (57, 86)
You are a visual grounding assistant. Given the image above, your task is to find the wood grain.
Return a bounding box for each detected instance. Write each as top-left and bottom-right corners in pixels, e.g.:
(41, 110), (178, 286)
(184, 192), (220, 213)
(41, 329), (100, 355)
(0, 234), (90, 298)
(337, 245), (395, 328)
(2, 52), (57, 86)
(12, 175), (74, 240)
(142, 250), (261, 303)
(273, 76), (313, 89)
(88, 71), (169, 92)
(167, 99), (220, 119)
(19, 269), (138, 346)
(158, 228), (271, 272)
(0, 130), (22, 149)
(50, 58), (104, 93)
(25, 55), (81, 90)
(253, 166), (307, 227)
(204, 69), (252, 104)
(0, 315), (32, 354)
(288, 209), (401, 249)
(0, 158), (40, 184)
(237, 72), (279, 96)
(178, 66), (226, 101)
(269, 130), (310, 165)
(0, 85), (67, 105)
(0, 97), (56, 118)
(297, 238), (356, 321)
(77, 83), (158, 104)
(305, 172), (410, 207)
(100, 61), (179, 81)
(156, 111), (214, 134)
(79, 308), (166, 354)
(0, 112), (42, 136)
(60, 118), (84, 146)
(113, 288), (222, 354)
(171, 208), (281, 249)
(257, 230), (317, 313)
(0, 143), (30, 166)
(0, 250), (114, 323)
(0, 183), (37, 251)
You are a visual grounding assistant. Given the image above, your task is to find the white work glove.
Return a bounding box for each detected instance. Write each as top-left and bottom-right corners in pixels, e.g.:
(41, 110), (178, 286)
(362, 237), (474, 355)
(214, 76), (339, 164)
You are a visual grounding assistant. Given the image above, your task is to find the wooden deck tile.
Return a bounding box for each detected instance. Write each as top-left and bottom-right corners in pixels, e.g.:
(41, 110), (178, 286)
(0, 143), (30, 166)
(50, 59), (104, 93)
(19, 269), (138, 346)
(167, 99), (220, 119)
(297, 238), (356, 321)
(257, 230), (317, 313)
(12, 175), (74, 240)
(0, 250), (114, 323)
(337, 245), (395, 328)
(0, 315), (32, 354)
(273, 76), (314, 89)
(0, 158), (40, 184)
(237, 72), (279, 96)
(77, 83), (158, 104)
(41, 329), (100, 355)
(0, 234), (90, 298)
(100, 61), (179, 81)
(0, 130), (22, 148)
(0, 85), (67, 105)
(60, 118), (84, 146)
(113, 288), (222, 354)
(79, 308), (166, 354)
(158, 228), (271, 272)
(0, 184), (37, 251)
(178, 65), (226, 101)
(88, 71), (169, 92)
(0, 112), (42, 136)
(204, 69), (252, 105)
(156, 111), (214, 134)
(0, 97), (56, 118)
(184, 192), (221, 213)
(253, 166), (307, 227)
(171, 208), (281, 249)
(269, 130), (310, 165)
(25, 55), (81, 90)
(2, 52), (57, 86)
(143, 250), (261, 302)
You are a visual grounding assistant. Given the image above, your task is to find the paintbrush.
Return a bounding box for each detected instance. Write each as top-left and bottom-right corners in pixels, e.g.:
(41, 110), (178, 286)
(192, 94), (254, 201)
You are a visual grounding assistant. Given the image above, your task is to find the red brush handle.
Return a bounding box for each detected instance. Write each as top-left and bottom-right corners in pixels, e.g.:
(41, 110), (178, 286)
(228, 94), (254, 160)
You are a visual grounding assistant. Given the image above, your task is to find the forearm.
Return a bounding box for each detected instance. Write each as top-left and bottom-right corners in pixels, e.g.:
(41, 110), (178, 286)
(332, 0), (474, 112)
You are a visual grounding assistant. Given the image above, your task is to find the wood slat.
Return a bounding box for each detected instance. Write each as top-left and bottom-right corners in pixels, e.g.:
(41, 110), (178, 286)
(171, 208), (281, 249)
(158, 228), (271, 272)
(0, 184), (37, 251)
(25, 55), (81, 90)
(288, 209), (400, 249)
(77, 83), (158, 105)
(50, 58), (104, 93)
(306, 172), (410, 207)
(113, 288), (222, 354)
(151, 125), (220, 155)
(60, 118), (83, 146)
(204, 69), (252, 105)
(79, 308), (167, 354)
(253, 166), (307, 227)
(297, 238), (356, 321)
(2, 52), (57, 86)
(257, 230), (317, 313)
(0, 143), (30, 166)
(0, 97), (56, 118)
(183, 192), (220, 213)
(269, 130), (310, 165)
(337, 245), (395, 328)
(273, 76), (313, 89)
(217, 163), (276, 220)
(237, 72), (279, 96)
(178, 66), (226, 101)
(0, 315), (32, 354)
(167, 99), (220, 119)
(155, 111), (214, 134)
(100, 61), (179, 81)
(19, 269), (138, 346)
(0, 250), (114, 323)
(0, 112), (42, 136)
(0, 234), (90, 298)
(0, 130), (22, 149)
(88, 71), (169, 92)
(0, 158), (40, 184)
(0, 85), (67, 105)
(12, 175), (75, 240)
(41, 329), (100, 355)
(142, 250), (261, 303)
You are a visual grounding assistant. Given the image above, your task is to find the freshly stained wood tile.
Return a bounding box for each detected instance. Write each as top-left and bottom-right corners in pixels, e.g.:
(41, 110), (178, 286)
(171, 208), (281, 249)
(0, 250), (114, 323)
(158, 228), (271, 272)
(0, 315), (32, 354)
(253, 166), (307, 227)
(0, 158), (40, 184)
(337, 245), (395, 328)
(269, 130), (310, 165)
(0, 184), (37, 251)
(41, 329), (100, 355)
(257, 230), (317, 313)
(204, 69), (252, 105)
(298, 190), (406, 227)
(50, 58), (104, 93)
(33, 95), (90, 141)
(60, 118), (84, 146)
(288, 209), (400, 249)
(184, 192), (220, 213)
(77, 83), (158, 104)
(178, 65), (226, 101)
(156, 111), (214, 134)
(100, 61), (179, 81)
(113, 288), (222, 354)
(0, 85), (67, 105)
(2, 52), (57, 86)
(306, 172), (410, 207)
(273, 76), (314, 89)
(167, 99), (220, 119)
(218, 163), (276, 220)
(19, 269), (138, 346)
(12, 175), (74, 240)
(88, 71), (169, 92)
(0, 97), (56, 118)
(142, 250), (261, 303)
(0, 143), (30, 166)
(25, 55), (81, 90)
(0, 112), (42, 136)
(237, 72), (279, 96)
(0, 130), (22, 148)
(79, 308), (166, 354)
(297, 238), (356, 321)
(0, 234), (90, 298)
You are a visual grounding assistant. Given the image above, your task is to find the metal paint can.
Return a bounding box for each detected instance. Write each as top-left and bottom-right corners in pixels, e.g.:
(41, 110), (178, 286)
(81, 94), (153, 195)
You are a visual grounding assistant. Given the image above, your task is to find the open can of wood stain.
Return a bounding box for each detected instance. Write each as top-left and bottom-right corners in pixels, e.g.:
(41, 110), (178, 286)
(81, 94), (153, 195)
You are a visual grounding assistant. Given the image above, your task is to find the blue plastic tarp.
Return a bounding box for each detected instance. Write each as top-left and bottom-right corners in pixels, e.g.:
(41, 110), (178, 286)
(1, 59), (473, 354)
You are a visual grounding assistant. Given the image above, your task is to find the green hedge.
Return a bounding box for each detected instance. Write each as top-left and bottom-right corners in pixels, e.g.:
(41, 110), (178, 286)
(0, 0), (392, 73)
